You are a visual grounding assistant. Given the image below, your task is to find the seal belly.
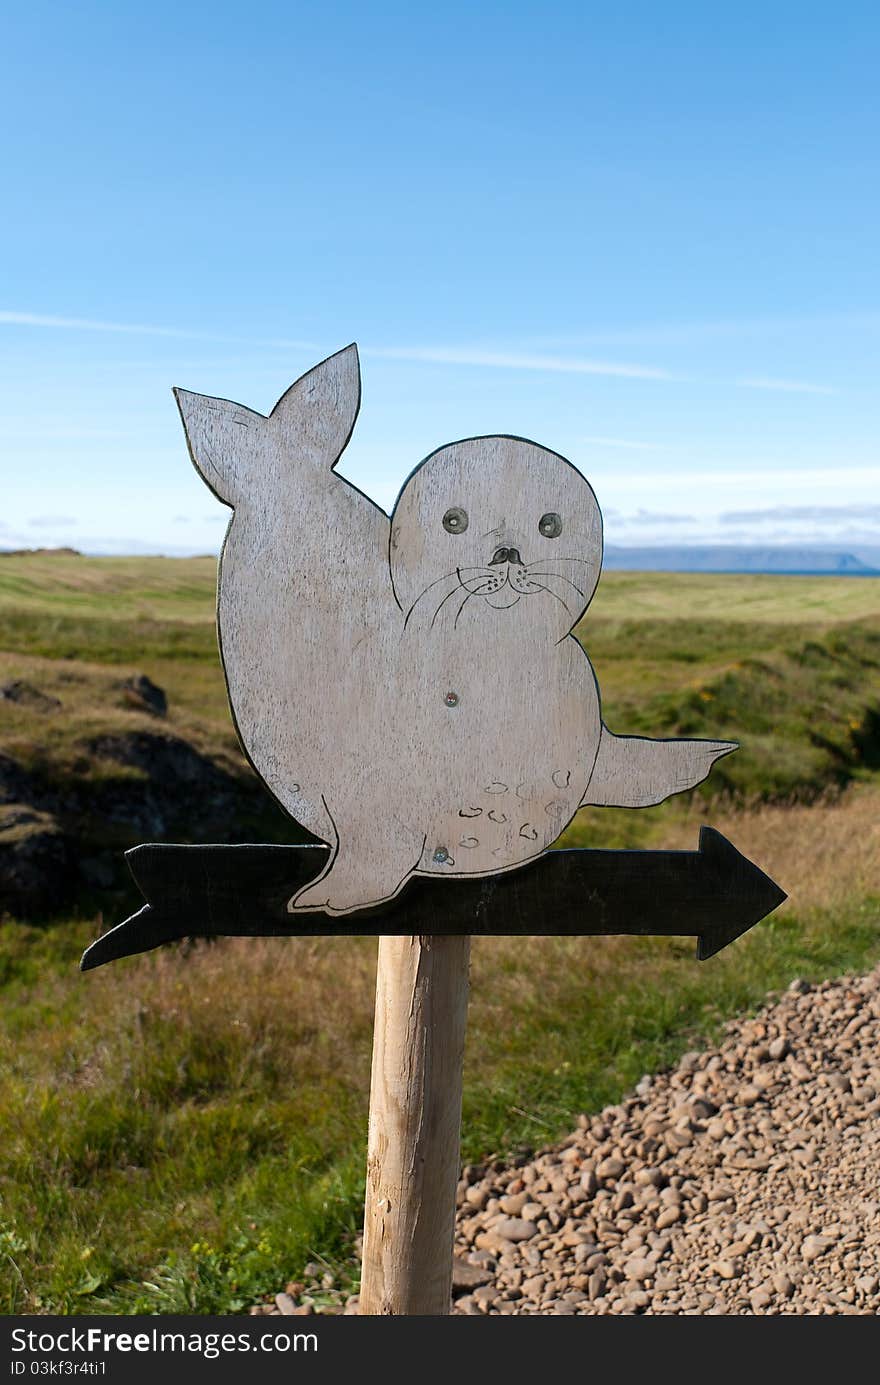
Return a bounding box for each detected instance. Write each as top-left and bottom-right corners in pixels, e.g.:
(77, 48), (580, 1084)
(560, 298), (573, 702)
(416, 635), (601, 876)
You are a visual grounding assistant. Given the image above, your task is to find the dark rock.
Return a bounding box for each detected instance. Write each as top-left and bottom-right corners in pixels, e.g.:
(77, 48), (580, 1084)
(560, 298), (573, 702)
(89, 731), (215, 782)
(121, 674), (167, 717)
(0, 804), (72, 915)
(84, 732), (263, 837)
(79, 854), (116, 889)
(0, 754), (34, 805)
(2, 730), (298, 918)
(0, 681), (61, 713)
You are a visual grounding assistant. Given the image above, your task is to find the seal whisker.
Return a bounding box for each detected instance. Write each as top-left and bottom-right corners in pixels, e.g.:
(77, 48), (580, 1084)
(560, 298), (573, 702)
(525, 555), (592, 567)
(459, 571), (496, 592)
(430, 581), (469, 628)
(448, 582), (494, 629)
(524, 580), (573, 616)
(410, 567), (496, 630)
(404, 569), (462, 628)
(453, 589), (476, 629)
(526, 570), (586, 596)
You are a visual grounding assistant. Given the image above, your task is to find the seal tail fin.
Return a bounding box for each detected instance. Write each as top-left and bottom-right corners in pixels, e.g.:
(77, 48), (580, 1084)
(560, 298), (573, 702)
(270, 344), (361, 472)
(174, 345), (361, 506)
(173, 388), (266, 506)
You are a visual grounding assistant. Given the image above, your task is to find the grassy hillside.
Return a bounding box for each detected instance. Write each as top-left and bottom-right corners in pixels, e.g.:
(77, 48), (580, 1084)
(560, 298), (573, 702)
(1, 553), (878, 1313)
(2, 554), (878, 859)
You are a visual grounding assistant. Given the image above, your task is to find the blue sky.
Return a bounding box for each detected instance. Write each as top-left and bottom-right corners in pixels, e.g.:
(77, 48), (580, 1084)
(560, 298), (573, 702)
(1, 1), (878, 556)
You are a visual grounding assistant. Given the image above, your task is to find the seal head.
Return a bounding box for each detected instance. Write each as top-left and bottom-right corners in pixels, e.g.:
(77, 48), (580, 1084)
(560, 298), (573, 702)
(390, 436), (603, 642)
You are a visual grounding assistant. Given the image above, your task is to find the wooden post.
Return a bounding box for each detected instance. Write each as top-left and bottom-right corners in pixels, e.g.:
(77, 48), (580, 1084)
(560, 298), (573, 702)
(359, 934), (471, 1315)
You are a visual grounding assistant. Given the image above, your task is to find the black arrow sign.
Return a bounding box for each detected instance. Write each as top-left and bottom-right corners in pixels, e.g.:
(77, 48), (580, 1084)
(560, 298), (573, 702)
(81, 827), (786, 971)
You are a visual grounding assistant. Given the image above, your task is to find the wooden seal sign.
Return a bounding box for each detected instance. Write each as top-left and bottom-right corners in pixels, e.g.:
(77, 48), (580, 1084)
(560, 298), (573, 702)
(173, 345), (736, 915)
(83, 345), (786, 1318)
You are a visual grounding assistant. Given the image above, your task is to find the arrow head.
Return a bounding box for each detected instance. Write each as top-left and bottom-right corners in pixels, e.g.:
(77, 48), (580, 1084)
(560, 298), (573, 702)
(696, 826), (787, 960)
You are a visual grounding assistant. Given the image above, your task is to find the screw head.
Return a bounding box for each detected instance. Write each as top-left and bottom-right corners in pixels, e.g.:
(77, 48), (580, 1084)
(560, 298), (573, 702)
(433, 846), (450, 864)
(444, 690), (459, 707)
(538, 511), (563, 538)
(442, 506), (469, 534)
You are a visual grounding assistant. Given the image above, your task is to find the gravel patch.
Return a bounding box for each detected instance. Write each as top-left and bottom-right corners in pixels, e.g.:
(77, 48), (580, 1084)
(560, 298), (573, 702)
(256, 966), (880, 1316)
(449, 968), (880, 1315)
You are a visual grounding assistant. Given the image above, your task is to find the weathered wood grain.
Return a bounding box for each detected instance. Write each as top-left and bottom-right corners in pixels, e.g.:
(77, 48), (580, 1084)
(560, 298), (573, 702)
(174, 347), (737, 915)
(360, 934), (470, 1315)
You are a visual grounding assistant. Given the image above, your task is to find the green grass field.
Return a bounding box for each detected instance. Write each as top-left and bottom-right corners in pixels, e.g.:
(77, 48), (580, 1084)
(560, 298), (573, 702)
(1, 553), (878, 1313)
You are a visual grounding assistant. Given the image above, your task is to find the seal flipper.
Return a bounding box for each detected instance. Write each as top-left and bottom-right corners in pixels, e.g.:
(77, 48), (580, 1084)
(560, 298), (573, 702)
(582, 726), (737, 808)
(287, 836), (426, 916)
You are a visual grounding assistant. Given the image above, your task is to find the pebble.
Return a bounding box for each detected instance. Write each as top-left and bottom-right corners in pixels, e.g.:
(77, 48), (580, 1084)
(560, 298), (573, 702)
(801, 1235), (835, 1262)
(499, 1192), (530, 1216)
(493, 1218), (537, 1242)
(588, 1269), (606, 1300)
(655, 1207), (680, 1230)
(452, 1259), (493, 1289)
(597, 1156), (626, 1180)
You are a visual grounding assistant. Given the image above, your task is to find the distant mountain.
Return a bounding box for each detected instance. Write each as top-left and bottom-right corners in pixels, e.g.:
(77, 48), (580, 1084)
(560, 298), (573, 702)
(0, 546), (82, 558)
(1, 543), (877, 575)
(603, 546), (880, 575)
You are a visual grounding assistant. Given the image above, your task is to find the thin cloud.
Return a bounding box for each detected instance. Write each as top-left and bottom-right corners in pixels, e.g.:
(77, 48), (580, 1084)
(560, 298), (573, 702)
(6, 311), (673, 379)
(0, 309), (850, 397)
(736, 376), (836, 396)
(29, 515), (77, 528)
(1, 310), (208, 339)
(721, 504), (880, 524)
(529, 311), (880, 348)
(623, 510), (697, 525)
(364, 344), (680, 381)
(0, 310), (318, 351)
(608, 465), (879, 489)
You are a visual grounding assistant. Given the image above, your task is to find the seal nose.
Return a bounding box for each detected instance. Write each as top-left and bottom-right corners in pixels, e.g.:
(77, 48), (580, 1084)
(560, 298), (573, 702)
(490, 546), (523, 566)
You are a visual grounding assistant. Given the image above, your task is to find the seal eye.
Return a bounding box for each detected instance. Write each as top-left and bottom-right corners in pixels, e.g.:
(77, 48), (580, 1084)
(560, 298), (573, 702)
(538, 512), (562, 538)
(442, 507), (469, 534)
